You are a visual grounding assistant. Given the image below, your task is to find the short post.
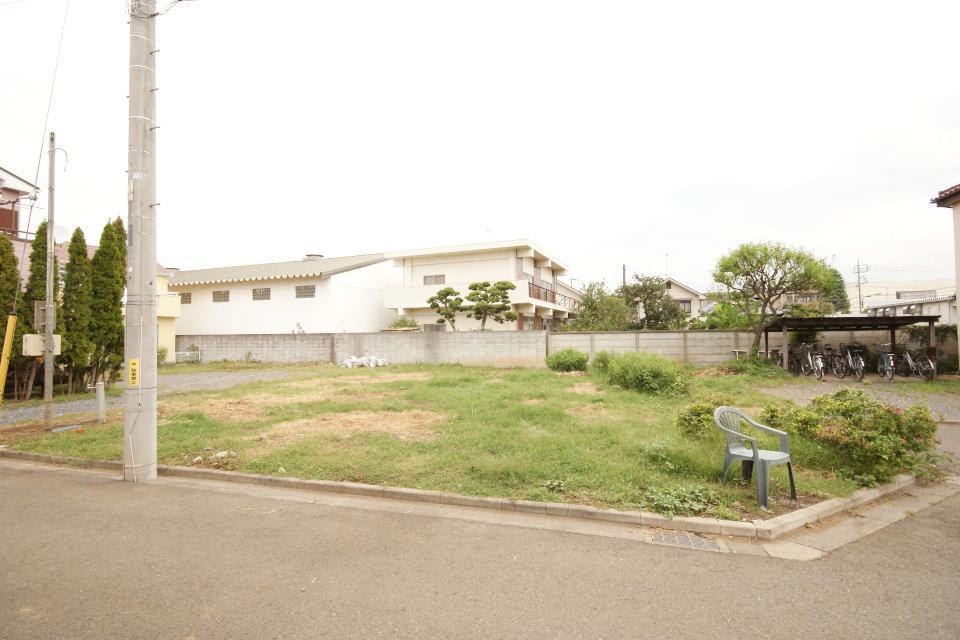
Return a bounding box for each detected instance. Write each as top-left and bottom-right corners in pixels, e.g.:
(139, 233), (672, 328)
(96, 381), (106, 424)
(764, 331), (769, 358)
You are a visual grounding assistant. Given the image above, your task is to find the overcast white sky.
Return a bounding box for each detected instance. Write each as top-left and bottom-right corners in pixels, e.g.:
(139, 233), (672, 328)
(2, 0), (958, 292)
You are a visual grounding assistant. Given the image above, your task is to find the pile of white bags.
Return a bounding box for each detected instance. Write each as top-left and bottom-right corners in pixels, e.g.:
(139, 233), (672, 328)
(340, 355), (389, 368)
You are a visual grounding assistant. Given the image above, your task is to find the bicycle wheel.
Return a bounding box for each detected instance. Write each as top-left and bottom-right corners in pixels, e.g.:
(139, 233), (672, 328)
(919, 359), (936, 381)
(831, 357), (847, 378)
(882, 357), (894, 382)
(814, 360), (824, 380)
(800, 358), (813, 376)
(853, 357), (864, 381)
(896, 357), (912, 377)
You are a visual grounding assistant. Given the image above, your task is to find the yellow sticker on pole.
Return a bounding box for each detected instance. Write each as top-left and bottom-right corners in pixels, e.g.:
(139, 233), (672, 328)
(128, 358), (140, 387)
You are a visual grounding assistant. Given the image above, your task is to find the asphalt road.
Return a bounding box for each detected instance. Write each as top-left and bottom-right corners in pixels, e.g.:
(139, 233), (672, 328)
(1, 460), (958, 640)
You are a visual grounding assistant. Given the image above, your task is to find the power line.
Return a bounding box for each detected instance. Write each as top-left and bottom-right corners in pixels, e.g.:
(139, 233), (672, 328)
(13, 0), (70, 313)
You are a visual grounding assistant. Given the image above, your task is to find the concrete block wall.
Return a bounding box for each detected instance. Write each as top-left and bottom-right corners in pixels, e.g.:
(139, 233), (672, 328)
(334, 331), (547, 367)
(176, 334), (334, 363)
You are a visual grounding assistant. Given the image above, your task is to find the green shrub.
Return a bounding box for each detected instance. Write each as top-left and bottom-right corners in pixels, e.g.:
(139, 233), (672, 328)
(761, 389), (939, 484)
(604, 352), (691, 395)
(156, 346), (169, 367)
(724, 353), (789, 378)
(677, 394), (732, 439)
(545, 348), (589, 372)
(591, 350), (612, 373)
(388, 316), (421, 329)
(643, 485), (719, 517)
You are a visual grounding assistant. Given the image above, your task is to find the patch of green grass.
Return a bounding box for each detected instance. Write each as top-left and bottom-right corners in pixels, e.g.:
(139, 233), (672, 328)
(9, 363), (863, 518)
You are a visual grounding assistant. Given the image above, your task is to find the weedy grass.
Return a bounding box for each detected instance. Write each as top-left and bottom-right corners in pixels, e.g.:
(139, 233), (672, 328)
(8, 363), (870, 518)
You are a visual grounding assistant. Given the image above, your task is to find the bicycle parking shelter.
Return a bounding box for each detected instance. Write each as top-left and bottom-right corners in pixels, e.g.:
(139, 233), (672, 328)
(761, 315), (940, 371)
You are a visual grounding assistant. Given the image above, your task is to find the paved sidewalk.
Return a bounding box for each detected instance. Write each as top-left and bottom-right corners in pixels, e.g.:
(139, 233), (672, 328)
(1, 459), (958, 639)
(0, 369), (295, 425)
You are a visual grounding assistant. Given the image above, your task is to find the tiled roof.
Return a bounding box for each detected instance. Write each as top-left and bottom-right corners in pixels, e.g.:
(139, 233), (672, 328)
(168, 253), (386, 287)
(932, 182), (960, 206)
(864, 294), (956, 309)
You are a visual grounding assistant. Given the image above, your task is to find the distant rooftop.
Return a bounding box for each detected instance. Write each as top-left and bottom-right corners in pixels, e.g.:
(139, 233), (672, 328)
(168, 253), (386, 287)
(932, 182), (960, 207)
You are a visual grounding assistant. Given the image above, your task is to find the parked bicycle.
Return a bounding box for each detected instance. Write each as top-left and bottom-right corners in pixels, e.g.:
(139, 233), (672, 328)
(894, 343), (937, 381)
(835, 343), (866, 381)
(821, 345), (845, 379)
(795, 342), (826, 380)
(876, 343), (895, 382)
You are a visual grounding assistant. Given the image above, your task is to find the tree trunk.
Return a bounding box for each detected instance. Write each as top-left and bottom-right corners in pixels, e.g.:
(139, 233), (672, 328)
(22, 361), (37, 401)
(480, 316), (487, 331)
(67, 366), (73, 395)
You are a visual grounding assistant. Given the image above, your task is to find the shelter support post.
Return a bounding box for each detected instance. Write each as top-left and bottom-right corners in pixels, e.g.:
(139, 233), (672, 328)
(890, 327), (897, 353)
(929, 320), (937, 359)
(764, 331), (769, 358)
(782, 323), (788, 370)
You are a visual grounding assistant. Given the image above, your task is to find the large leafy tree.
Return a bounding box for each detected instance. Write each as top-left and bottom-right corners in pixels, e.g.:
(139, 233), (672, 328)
(712, 242), (831, 352)
(427, 287), (465, 331)
(90, 220), (126, 382)
(821, 267), (850, 314)
(62, 227), (94, 392)
(464, 281), (519, 330)
(564, 282), (631, 331)
(616, 275), (687, 330)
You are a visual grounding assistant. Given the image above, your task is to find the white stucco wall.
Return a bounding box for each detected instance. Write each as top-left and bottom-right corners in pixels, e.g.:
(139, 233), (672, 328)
(403, 249), (516, 286)
(173, 261), (401, 335)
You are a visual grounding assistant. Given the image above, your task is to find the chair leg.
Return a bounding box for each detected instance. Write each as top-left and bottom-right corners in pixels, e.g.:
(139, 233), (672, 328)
(741, 460), (753, 482)
(721, 455), (732, 485)
(787, 462), (797, 500)
(757, 462), (769, 510)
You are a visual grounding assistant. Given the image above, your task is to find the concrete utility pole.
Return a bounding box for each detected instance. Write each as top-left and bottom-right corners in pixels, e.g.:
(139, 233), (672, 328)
(124, 0), (158, 482)
(43, 131), (56, 430)
(854, 259), (869, 313)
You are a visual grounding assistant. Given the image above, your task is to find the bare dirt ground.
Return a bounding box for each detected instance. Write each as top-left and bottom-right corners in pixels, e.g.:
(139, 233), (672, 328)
(242, 410), (446, 456)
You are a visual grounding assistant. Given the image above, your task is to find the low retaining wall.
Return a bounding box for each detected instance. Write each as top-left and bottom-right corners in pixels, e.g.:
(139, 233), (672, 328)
(178, 330), (757, 366)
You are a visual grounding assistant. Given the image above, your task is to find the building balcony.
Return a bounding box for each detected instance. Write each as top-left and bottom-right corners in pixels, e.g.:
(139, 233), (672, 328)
(385, 279), (579, 314)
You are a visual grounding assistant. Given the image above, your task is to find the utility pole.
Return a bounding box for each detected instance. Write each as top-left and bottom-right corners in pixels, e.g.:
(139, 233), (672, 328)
(622, 264), (626, 288)
(854, 259), (869, 313)
(124, 0), (158, 482)
(43, 132), (55, 430)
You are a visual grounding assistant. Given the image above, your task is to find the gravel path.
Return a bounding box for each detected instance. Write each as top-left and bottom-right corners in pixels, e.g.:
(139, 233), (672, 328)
(761, 374), (960, 421)
(0, 369), (296, 426)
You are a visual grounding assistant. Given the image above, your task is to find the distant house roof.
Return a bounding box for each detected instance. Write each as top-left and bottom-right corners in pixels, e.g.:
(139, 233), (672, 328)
(864, 294), (956, 310)
(9, 233), (170, 285)
(386, 239), (569, 275)
(0, 166), (38, 195)
(932, 182), (960, 207)
(664, 277), (705, 299)
(168, 253), (386, 287)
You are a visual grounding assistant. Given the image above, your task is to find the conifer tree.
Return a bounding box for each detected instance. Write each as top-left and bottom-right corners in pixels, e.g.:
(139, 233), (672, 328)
(15, 220), (58, 400)
(62, 227), (93, 392)
(90, 220), (125, 382)
(0, 235), (19, 399)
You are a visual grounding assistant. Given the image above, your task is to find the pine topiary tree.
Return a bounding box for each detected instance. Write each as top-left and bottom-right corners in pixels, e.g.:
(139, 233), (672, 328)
(62, 227), (94, 392)
(90, 220), (126, 383)
(464, 281), (519, 330)
(426, 287), (464, 331)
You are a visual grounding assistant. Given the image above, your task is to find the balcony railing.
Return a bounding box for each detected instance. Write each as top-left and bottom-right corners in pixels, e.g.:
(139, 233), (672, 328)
(528, 282), (578, 310)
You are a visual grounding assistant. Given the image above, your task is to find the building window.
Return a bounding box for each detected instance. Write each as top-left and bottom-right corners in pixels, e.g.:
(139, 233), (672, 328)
(252, 287), (271, 301)
(665, 281), (672, 289)
(180, 292), (192, 304)
(212, 290), (229, 303)
(423, 274), (445, 285)
(677, 299), (692, 313)
(424, 323), (444, 332)
(295, 285), (315, 299)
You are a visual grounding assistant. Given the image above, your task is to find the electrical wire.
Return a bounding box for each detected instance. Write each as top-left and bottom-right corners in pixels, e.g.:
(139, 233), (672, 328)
(13, 0), (70, 314)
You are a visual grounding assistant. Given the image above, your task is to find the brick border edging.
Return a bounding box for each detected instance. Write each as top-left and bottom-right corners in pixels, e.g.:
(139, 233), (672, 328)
(0, 448), (915, 540)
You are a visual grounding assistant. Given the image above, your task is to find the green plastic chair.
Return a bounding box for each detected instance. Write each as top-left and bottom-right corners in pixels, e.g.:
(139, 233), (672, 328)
(713, 406), (796, 509)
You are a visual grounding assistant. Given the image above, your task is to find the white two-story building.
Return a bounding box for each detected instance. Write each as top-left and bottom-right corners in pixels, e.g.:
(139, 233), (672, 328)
(169, 239), (580, 336)
(384, 240), (581, 331)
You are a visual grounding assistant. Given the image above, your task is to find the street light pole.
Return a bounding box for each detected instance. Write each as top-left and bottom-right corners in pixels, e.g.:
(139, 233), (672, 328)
(124, 0), (158, 482)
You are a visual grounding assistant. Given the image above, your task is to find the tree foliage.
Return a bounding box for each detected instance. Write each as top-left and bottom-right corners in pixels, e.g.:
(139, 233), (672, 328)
(13, 221), (60, 399)
(427, 287), (465, 331)
(0, 235), (19, 318)
(90, 219), (126, 380)
(821, 267), (850, 314)
(617, 275), (687, 330)
(464, 281), (518, 330)
(62, 228), (94, 390)
(712, 242), (830, 351)
(563, 282), (631, 332)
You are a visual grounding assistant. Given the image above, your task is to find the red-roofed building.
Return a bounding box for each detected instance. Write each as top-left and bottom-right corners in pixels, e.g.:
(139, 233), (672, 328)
(932, 181), (960, 346)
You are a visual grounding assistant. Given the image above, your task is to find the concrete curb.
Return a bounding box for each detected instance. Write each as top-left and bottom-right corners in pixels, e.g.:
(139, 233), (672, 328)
(0, 448), (915, 540)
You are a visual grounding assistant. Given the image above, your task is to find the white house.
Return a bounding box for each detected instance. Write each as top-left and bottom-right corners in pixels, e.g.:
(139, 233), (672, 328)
(864, 293), (957, 325)
(384, 239), (581, 331)
(664, 277), (707, 317)
(169, 254), (398, 335)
